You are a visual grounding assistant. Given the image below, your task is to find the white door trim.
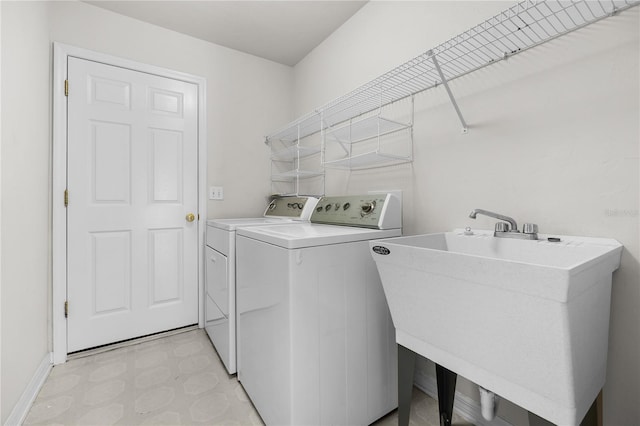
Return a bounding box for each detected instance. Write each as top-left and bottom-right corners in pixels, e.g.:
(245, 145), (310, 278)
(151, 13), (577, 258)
(52, 42), (207, 364)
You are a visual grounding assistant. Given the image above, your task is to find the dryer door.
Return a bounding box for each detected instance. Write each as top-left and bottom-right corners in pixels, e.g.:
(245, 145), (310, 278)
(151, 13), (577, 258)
(205, 246), (236, 372)
(205, 246), (228, 321)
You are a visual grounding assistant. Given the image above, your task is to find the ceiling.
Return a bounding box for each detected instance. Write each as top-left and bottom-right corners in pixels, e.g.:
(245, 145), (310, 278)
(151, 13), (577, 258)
(86, 1), (368, 66)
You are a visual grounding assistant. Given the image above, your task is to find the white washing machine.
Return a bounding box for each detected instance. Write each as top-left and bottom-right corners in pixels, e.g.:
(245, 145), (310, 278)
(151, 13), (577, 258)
(236, 193), (402, 426)
(205, 196), (319, 374)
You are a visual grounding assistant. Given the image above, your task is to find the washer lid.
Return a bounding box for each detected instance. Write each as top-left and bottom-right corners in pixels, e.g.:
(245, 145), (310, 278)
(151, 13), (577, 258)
(236, 223), (402, 249)
(206, 217), (294, 231)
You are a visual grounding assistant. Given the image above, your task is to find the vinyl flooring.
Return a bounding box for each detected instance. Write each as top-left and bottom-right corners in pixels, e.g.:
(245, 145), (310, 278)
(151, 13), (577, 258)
(24, 329), (472, 425)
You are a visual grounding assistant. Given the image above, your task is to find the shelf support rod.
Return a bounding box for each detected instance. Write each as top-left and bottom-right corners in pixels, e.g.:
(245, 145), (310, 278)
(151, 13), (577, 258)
(429, 50), (468, 134)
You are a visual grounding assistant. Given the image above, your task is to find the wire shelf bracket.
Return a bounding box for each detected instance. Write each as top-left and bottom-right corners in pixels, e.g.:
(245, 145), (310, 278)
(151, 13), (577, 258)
(429, 50), (468, 134)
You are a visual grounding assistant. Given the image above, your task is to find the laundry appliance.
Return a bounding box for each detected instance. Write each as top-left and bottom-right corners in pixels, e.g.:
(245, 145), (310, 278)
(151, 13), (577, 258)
(236, 193), (401, 426)
(205, 195), (319, 374)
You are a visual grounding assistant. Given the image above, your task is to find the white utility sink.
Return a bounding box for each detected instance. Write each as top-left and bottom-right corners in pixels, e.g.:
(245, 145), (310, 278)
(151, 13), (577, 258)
(370, 229), (622, 425)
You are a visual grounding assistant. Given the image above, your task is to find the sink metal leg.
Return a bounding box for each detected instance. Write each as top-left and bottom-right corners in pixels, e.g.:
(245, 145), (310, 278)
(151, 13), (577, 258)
(579, 396), (598, 426)
(528, 412), (556, 426)
(435, 364), (457, 426)
(397, 345), (416, 426)
(528, 391), (600, 426)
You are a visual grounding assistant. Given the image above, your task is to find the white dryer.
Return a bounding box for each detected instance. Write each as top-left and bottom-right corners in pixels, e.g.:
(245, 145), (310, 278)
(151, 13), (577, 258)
(205, 196), (318, 374)
(236, 194), (401, 426)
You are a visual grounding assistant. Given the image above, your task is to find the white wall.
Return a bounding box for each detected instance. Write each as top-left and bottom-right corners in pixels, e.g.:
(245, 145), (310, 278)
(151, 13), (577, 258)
(0, 1), (3, 422)
(1, 2), (52, 421)
(294, 1), (639, 425)
(0, 1), (292, 422)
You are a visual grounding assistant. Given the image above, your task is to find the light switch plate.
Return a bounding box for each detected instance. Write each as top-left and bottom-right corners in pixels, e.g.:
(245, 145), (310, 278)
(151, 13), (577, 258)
(209, 186), (224, 200)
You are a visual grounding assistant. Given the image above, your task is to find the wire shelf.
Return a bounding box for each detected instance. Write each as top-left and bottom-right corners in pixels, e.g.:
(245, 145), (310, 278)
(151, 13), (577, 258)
(271, 169), (325, 182)
(271, 145), (321, 161)
(323, 151), (412, 170)
(265, 0), (639, 143)
(326, 116), (412, 145)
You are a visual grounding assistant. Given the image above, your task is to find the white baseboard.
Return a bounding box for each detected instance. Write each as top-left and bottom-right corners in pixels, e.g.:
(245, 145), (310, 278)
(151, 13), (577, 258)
(414, 369), (513, 426)
(4, 352), (52, 426)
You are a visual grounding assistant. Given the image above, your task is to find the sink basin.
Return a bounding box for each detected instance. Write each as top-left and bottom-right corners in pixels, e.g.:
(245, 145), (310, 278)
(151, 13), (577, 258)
(370, 229), (622, 425)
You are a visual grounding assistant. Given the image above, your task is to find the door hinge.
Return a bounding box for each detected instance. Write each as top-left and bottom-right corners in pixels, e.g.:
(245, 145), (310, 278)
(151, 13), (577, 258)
(64, 301), (68, 318)
(64, 80), (69, 96)
(64, 189), (69, 207)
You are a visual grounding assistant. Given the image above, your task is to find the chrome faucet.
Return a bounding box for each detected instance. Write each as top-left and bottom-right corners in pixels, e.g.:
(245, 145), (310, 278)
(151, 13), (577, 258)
(469, 209), (518, 231)
(469, 209), (538, 240)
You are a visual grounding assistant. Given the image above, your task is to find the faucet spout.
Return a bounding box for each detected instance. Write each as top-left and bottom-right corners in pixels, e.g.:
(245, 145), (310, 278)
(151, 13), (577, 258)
(469, 209), (518, 232)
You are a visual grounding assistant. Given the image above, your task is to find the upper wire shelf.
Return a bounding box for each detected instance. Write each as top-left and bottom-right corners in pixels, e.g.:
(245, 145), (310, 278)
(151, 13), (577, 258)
(271, 145), (321, 161)
(326, 116), (411, 145)
(265, 0), (639, 143)
(323, 151), (412, 170)
(271, 169), (325, 182)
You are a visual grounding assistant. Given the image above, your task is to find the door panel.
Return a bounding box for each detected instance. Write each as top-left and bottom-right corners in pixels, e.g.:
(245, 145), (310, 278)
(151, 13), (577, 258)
(149, 87), (183, 116)
(150, 129), (182, 202)
(92, 231), (131, 314)
(92, 121), (131, 203)
(148, 228), (183, 305)
(67, 57), (199, 352)
(90, 75), (131, 109)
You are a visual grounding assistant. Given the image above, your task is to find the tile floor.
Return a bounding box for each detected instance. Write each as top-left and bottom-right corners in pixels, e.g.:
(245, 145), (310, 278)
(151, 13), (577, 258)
(24, 329), (473, 425)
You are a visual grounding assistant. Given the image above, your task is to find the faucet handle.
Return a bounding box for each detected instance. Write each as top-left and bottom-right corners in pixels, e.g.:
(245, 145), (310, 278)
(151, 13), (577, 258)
(523, 223), (539, 234)
(495, 222), (510, 232)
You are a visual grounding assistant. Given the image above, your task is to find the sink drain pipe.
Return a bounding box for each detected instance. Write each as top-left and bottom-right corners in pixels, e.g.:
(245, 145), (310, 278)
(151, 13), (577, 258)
(478, 386), (500, 421)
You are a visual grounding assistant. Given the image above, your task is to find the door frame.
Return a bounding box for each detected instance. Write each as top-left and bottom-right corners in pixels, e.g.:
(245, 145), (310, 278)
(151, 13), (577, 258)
(52, 42), (207, 364)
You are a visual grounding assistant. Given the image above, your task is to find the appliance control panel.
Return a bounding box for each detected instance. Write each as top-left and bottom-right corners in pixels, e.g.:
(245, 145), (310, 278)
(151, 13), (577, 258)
(264, 196), (319, 220)
(310, 194), (401, 229)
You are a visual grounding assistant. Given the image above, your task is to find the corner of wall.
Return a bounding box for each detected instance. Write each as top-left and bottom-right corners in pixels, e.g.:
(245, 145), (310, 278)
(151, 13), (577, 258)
(3, 353), (52, 426)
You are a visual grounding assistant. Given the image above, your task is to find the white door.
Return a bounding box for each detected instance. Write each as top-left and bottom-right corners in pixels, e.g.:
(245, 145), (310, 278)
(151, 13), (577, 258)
(66, 57), (199, 352)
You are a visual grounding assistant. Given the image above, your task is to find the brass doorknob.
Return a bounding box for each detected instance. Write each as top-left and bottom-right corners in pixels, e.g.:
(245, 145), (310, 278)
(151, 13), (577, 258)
(186, 213), (196, 222)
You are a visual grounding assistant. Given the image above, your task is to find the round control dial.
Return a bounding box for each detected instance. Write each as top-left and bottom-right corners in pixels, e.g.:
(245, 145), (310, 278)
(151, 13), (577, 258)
(360, 201), (376, 216)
